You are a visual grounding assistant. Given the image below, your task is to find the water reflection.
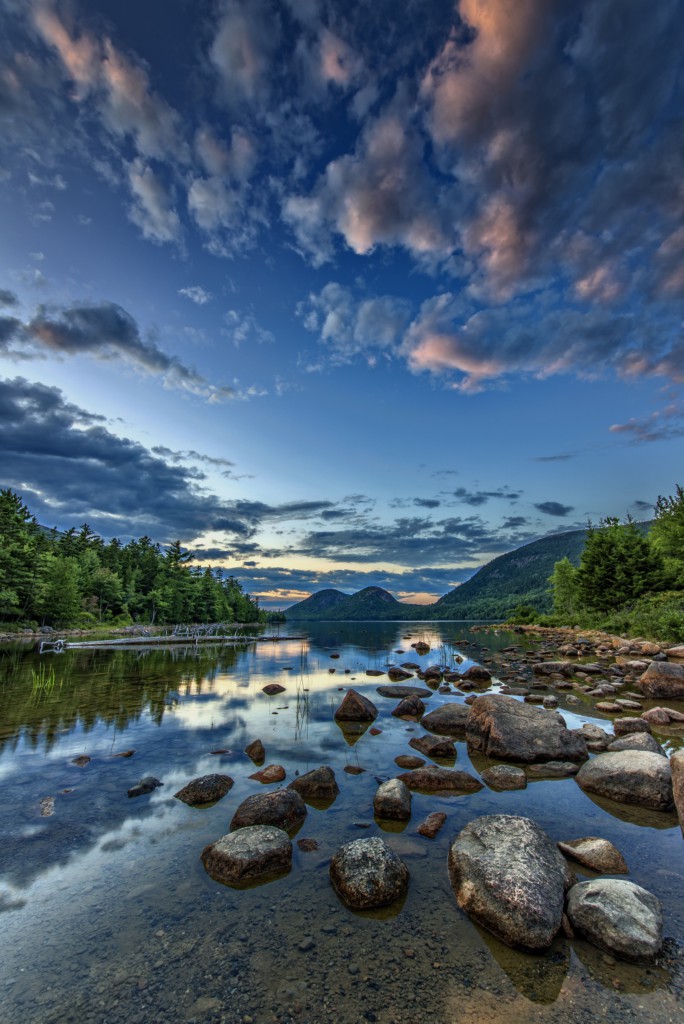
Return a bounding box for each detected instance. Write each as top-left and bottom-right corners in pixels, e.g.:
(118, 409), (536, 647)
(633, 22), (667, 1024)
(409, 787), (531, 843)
(0, 621), (682, 1024)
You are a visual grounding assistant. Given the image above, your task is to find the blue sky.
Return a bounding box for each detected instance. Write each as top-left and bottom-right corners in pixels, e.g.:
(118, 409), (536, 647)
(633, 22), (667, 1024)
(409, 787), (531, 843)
(1, 0), (684, 607)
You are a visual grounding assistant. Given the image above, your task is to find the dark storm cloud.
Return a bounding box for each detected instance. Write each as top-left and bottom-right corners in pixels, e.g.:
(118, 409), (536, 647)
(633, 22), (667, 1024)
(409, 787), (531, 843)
(0, 289), (19, 308)
(413, 498), (441, 509)
(0, 377), (332, 541)
(534, 501), (574, 518)
(293, 514), (536, 565)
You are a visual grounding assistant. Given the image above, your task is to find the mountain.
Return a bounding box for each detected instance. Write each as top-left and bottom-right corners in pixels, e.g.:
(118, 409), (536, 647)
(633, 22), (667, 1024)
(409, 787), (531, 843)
(284, 589), (350, 619)
(286, 585), (420, 621)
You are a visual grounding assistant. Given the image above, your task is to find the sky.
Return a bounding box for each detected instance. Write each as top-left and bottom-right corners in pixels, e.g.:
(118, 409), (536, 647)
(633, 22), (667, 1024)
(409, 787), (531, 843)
(1, 0), (684, 609)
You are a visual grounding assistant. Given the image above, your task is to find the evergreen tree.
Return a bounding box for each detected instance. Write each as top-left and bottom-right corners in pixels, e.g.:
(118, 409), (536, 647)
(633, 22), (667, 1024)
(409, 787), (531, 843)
(576, 518), (664, 613)
(550, 557), (579, 618)
(651, 484), (684, 586)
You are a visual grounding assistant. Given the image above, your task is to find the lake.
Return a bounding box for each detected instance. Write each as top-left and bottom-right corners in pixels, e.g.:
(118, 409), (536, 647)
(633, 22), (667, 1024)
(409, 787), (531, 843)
(1, 621), (683, 1024)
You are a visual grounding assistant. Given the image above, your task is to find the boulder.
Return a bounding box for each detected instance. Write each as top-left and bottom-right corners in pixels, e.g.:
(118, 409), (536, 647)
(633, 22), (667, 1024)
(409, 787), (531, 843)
(374, 779), (412, 821)
(421, 703), (470, 736)
(330, 838), (409, 909)
(244, 738), (265, 763)
(557, 837), (628, 874)
(613, 717), (651, 736)
(395, 754), (425, 769)
(532, 661), (575, 677)
(333, 689), (378, 722)
(249, 764), (287, 783)
(391, 695), (425, 719)
(607, 733), (665, 756)
(448, 815), (574, 951)
(462, 665), (491, 683)
(671, 750), (684, 838)
(386, 668), (413, 681)
(580, 723), (611, 751)
(174, 774), (234, 806)
(665, 644), (684, 659)
(376, 684), (432, 699)
(480, 765), (527, 790)
(288, 766), (339, 801)
(201, 825), (292, 885)
(566, 879), (663, 962)
(230, 789), (307, 833)
(397, 765), (483, 793)
(466, 695), (587, 764)
(417, 812), (447, 838)
(639, 661), (684, 699)
(575, 751), (673, 811)
(641, 707), (674, 726)
(408, 734), (457, 760)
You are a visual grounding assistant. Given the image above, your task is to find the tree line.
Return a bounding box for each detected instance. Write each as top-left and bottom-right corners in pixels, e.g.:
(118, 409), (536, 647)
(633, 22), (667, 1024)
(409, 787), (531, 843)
(0, 489), (282, 629)
(516, 484), (684, 641)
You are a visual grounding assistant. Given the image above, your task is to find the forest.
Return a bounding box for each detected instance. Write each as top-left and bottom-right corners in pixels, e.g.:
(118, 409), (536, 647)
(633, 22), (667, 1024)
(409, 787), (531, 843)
(525, 484), (684, 642)
(0, 489), (281, 629)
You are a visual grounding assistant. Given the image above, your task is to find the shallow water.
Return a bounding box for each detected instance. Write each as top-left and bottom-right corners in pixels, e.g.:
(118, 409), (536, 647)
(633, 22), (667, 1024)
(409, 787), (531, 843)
(0, 621), (683, 1024)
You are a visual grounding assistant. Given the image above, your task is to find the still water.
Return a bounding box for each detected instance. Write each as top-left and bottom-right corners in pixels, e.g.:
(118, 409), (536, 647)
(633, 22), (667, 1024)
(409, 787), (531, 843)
(0, 622), (683, 1024)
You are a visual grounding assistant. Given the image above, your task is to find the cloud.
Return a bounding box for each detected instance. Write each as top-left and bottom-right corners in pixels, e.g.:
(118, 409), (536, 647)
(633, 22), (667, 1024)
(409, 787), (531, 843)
(450, 486), (522, 507)
(3, 300), (234, 399)
(609, 403), (684, 444)
(297, 281), (411, 362)
(0, 376), (333, 542)
(127, 160), (180, 244)
(632, 499), (654, 513)
(413, 498), (440, 509)
(223, 311), (274, 347)
(179, 286), (213, 306)
(210, 0), (280, 111)
(534, 501), (574, 517)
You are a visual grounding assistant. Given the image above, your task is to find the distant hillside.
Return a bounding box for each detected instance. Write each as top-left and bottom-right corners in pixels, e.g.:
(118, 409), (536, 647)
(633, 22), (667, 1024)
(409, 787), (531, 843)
(425, 528), (590, 620)
(286, 585), (421, 621)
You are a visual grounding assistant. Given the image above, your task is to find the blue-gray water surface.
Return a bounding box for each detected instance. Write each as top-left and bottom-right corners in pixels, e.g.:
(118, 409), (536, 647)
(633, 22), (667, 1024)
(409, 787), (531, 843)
(0, 621), (683, 1024)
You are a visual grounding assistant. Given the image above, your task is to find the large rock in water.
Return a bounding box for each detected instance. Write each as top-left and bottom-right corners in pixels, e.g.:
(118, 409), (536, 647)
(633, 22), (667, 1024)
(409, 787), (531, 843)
(330, 837), (409, 909)
(466, 695), (587, 763)
(421, 703), (470, 736)
(201, 825), (292, 885)
(333, 689), (378, 722)
(575, 751), (673, 811)
(566, 880), (663, 962)
(174, 774), (234, 806)
(557, 837), (628, 874)
(639, 661), (684, 699)
(397, 765), (483, 793)
(374, 778), (412, 821)
(230, 789), (307, 833)
(448, 815), (574, 951)
(671, 750), (684, 838)
(288, 766), (339, 802)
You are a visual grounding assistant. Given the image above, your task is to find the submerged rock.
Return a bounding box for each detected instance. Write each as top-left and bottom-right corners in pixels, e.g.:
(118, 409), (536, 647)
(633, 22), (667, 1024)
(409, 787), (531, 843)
(526, 761), (580, 778)
(374, 778), (412, 821)
(448, 814), (574, 951)
(566, 879), (663, 962)
(330, 837), (409, 909)
(417, 812), (447, 838)
(466, 695), (587, 764)
(575, 751), (673, 811)
(288, 766), (339, 801)
(480, 765), (527, 791)
(557, 837), (628, 874)
(397, 765), (482, 793)
(262, 683), (286, 696)
(376, 684), (432, 699)
(249, 764), (287, 784)
(201, 825), (292, 885)
(333, 689), (378, 722)
(174, 774), (234, 806)
(395, 754), (425, 769)
(230, 788), (307, 833)
(408, 734), (457, 760)
(127, 776), (163, 798)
